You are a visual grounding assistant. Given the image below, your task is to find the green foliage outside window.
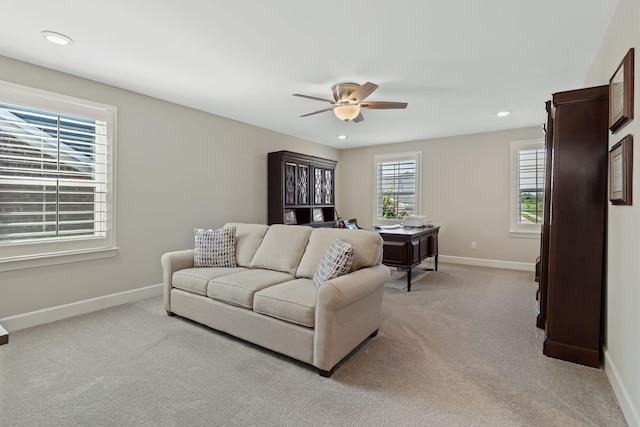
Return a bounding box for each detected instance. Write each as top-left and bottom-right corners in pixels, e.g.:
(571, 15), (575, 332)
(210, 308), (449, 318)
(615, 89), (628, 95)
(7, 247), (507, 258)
(520, 191), (544, 224)
(381, 185), (408, 219)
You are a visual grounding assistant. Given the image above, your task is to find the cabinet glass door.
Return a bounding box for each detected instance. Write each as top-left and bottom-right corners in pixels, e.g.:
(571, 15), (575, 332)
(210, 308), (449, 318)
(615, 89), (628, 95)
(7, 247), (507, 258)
(314, 168), (334, 205)
(324, 169), (334, 204)
(297, 164), (309, 205)
(284, 162), (310, 205)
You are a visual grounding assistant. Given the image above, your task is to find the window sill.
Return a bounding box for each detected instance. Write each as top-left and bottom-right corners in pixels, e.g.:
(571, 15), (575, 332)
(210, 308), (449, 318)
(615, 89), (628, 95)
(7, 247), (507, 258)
(509, 230), (541, 239)
(0, 247), (118, 273)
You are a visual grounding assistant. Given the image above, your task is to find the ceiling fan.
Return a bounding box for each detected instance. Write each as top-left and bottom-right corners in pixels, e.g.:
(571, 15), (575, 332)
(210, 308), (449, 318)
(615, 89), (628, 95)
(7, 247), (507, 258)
(293, 82), (407, 123)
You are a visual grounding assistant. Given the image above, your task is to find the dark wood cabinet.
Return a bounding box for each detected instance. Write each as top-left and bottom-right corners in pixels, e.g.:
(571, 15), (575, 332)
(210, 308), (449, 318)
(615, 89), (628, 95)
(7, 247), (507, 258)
(537, 86), (608, 368)
(268, 151), (337, 227)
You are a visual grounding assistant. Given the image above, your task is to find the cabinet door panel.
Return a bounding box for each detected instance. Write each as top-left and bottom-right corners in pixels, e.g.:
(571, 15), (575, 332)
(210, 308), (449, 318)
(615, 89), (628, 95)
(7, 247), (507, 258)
(284, 162), (297, 206)
(324, 169), (334, 204)
(314, 168), (323, 204)
(297, 164), (310, 205)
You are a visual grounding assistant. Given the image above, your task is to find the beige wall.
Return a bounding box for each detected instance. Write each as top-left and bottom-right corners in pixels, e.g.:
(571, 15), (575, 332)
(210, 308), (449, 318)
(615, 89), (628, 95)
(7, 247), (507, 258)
(0, 55), (338, 318)
(584, 0), (640, 424)
(338, 126), (543, 265)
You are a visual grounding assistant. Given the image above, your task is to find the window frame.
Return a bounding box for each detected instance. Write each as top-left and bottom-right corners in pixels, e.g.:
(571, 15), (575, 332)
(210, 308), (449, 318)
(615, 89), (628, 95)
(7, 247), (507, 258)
(373, 151), (421, 225)
(0, 80), (117, 272)
(509, 139), (544, 238)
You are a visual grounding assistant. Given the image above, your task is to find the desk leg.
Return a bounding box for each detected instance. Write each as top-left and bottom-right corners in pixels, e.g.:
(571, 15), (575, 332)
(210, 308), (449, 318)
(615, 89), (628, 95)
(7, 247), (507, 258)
(435, 255), (438, 271)
(407, 268), (412, 292)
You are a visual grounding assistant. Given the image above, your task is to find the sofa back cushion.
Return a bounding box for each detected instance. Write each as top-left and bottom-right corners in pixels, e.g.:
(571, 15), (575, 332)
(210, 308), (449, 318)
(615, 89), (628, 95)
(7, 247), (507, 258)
(225, 223), (269, 268)
(250, 224), (313, 275)
(296, 228), (383, 279)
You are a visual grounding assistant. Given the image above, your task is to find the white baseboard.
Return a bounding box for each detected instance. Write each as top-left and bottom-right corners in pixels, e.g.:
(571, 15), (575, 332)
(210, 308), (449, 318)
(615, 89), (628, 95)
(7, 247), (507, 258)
(0, 257), (533, 333)
(0, 283), (163, 333)
(439, 255), (535, 272)
(604, 348), (639, 427)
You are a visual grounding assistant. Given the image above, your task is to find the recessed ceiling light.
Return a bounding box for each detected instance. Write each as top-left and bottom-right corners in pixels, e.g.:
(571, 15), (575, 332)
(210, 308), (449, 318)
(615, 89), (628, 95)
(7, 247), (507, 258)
(496, 110), (511, 117)
(337, 135), (348, 140)
(41, 31), (73, 46)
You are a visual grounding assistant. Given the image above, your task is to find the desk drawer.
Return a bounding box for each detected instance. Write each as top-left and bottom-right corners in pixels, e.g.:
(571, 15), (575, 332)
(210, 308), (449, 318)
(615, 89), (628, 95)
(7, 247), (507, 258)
(382, 239), (421, 267)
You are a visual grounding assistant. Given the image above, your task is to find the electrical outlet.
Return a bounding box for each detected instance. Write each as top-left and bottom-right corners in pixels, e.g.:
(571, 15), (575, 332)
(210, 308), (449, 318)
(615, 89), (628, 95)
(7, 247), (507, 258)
(471, 241), (477, 250)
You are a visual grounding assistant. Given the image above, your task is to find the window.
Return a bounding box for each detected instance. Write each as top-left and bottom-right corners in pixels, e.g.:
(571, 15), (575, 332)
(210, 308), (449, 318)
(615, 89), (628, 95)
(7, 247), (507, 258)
(374, 152), (421, 223)
(510, 140), (545, 238)
(0, 81), (116, 271)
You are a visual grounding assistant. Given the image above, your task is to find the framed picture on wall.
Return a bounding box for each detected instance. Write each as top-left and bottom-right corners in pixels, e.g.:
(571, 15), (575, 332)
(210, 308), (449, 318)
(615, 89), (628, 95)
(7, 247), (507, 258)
(609, 134), (633, 205)
(609, 48), (634, 133)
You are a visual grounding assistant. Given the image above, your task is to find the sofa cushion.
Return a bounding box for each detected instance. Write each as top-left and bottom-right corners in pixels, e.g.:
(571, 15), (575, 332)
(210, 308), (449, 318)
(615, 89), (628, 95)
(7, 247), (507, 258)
(193, 226), (237, 268)
(312, 238), (354, 286)
(296, 228), (383, 278)
(253, 279), (317, 328)
(250, 224), (313, 275)
(172, 267), (248, 296)
(224, 222), (269, 267)
(207, 269), (294, 309)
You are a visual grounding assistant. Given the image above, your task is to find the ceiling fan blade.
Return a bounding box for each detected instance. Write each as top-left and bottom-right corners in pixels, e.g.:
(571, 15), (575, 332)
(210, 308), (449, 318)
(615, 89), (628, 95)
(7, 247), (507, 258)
(348, 82), (378, 102)
(360, 101), (408, 109)
(300, 107), (336, 117)
(353, 112), (365, 123)
(293, 94), (335, 104)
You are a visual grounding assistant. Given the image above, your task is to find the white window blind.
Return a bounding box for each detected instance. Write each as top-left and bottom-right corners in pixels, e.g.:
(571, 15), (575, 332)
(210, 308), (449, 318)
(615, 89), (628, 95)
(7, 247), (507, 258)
(510, 140), (544, 237)
(374, 152), (421, 222)
(0, 81), (116, 268)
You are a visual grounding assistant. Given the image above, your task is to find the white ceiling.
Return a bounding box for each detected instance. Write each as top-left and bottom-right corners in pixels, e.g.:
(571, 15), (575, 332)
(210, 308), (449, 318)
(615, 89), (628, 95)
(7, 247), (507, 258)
(0, 1), (619, 149)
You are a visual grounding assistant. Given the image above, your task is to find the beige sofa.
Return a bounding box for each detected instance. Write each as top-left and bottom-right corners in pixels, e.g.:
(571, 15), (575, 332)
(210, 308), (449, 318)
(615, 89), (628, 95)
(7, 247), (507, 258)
(161, 223), (390, 377)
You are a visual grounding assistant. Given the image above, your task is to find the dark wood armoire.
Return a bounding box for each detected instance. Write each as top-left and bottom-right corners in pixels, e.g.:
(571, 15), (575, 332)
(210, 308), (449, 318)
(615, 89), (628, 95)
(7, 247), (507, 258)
(267, 150), (337, 227)
(537, 85), (609, 368)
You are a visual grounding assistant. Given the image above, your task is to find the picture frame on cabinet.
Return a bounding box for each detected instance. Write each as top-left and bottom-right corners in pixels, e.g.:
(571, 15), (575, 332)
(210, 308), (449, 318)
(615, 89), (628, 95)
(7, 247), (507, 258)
(609, 134), (633, 205)
(312, 208), (324, 223)
(609, 48), (634, 133)
(283, 209), (297, 224)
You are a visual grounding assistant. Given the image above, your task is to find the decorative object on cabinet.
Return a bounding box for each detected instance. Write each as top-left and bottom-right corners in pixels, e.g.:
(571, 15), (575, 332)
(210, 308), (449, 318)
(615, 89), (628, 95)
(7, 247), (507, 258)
(609, 48), (634, 133)
(312, 208), (324, 223)
(609, 134), (633, 205)
(538, 86), (608, 368)
(341, 218), (360, 229)
(268, 150), (337, 228)
(283, 209), (297, 224)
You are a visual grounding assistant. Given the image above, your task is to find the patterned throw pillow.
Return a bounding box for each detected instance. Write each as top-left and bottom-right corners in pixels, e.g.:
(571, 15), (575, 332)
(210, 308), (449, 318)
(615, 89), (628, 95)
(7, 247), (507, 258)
(313, 238), (355, 286)
(193, 226), (237, 268)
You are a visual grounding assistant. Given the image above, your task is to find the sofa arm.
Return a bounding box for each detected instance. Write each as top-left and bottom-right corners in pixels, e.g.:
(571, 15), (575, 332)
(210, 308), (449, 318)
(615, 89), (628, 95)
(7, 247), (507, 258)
(314, 264), (390, 372)
(317, 264), (390, 311)
(161, 249), (194, 312)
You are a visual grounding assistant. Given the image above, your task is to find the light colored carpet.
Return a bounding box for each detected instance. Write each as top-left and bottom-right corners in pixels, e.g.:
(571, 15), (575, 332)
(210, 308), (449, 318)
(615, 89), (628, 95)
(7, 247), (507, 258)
(0, 264), (627, 426)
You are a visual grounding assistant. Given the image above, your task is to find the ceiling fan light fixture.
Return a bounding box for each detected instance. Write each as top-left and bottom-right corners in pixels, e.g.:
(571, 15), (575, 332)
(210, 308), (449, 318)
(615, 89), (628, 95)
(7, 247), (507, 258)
(41, 30), (73, 45)
(334, 104), (360, 121)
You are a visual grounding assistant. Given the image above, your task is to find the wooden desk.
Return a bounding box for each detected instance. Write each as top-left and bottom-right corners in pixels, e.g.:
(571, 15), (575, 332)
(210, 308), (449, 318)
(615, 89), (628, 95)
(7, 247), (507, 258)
(378, 226), (440, 292)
